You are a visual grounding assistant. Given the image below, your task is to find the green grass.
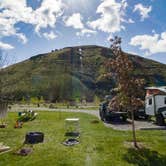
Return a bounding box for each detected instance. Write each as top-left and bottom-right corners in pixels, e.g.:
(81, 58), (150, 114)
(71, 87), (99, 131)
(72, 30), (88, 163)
(0, 111), (166, 166)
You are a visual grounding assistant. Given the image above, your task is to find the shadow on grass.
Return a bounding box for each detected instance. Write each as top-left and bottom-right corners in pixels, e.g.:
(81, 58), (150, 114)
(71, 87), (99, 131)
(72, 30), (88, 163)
(105, 119), (131, 125)
(123, 148), (166, 166)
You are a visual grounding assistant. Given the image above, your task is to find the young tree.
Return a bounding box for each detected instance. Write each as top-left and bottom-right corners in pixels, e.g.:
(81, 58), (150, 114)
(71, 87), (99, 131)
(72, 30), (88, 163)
(21, 96), (26, 105)
(107, 36), (144, 148)
(30, 97), (39, 106)
(39, 96), (45, 105)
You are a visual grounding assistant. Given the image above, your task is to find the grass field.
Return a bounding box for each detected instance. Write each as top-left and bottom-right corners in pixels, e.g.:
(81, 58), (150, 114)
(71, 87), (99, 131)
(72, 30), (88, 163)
(0, 111), (166, 166)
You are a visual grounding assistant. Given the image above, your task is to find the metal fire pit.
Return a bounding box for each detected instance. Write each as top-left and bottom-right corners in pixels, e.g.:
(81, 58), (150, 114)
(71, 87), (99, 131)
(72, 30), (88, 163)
(62, 138), (79, 146)
(24, 132), (44, 144)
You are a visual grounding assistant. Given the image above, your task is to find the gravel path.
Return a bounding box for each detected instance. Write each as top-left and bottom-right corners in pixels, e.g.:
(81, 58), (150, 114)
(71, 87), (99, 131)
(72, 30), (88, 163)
(10, 107), (166, 131)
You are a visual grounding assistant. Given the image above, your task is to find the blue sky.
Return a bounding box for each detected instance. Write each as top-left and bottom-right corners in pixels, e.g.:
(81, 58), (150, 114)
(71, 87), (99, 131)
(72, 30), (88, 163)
(0, 0), (166, 65)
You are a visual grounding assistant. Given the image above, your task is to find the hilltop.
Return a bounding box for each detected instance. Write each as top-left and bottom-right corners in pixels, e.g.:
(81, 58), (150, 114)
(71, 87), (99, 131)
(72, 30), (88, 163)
(1, 45), (166, 102)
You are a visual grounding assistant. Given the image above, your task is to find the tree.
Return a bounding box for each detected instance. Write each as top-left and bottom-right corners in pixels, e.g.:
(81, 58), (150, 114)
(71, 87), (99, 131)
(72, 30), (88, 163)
(0, 50), (10, 127)
(21, 96), (26, 105)
(39, 96), (45, 105)
(94, 95), (100, 105)
(107, 36), (144, 148)
(30, 97), (39, 105)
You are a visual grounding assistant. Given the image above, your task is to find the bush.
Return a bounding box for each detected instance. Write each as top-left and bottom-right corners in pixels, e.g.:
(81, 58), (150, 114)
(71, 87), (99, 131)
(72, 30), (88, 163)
(49, 104), (57, 109)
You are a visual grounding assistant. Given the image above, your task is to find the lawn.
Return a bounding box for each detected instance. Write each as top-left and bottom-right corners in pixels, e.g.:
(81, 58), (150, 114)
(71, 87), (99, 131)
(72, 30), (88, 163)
(0, 111), (166, 166)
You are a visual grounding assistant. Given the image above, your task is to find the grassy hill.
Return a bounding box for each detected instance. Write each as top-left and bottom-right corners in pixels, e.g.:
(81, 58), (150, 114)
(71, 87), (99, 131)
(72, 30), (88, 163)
(1, 45), (166, 102)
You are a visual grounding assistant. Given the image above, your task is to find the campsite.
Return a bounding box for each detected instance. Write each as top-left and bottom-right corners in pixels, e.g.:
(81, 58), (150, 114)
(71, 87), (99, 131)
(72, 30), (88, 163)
(0, 110), (166, 166)
(0, 0), (166, 165)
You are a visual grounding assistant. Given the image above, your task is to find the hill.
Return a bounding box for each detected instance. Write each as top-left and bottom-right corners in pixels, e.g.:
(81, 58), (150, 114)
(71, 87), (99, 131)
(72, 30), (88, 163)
(1, 45), (166, 102)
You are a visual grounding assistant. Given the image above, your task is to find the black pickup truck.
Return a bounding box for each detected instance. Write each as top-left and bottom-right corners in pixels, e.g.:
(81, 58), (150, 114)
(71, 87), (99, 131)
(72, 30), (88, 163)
(99, 102), (127, 122)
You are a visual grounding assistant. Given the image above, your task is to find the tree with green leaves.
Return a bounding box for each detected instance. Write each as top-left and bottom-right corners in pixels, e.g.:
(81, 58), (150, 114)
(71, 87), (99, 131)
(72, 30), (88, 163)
(39, 96), (45, 105)
(107, 36), (144, 148)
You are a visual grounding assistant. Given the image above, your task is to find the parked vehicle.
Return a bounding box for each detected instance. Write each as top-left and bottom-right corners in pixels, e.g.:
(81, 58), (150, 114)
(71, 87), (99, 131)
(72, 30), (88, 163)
(100, 86), (166, 126)
(145, 87), (166, 126)
(128, 107), (149, 120)
(99, 96), (127, 122)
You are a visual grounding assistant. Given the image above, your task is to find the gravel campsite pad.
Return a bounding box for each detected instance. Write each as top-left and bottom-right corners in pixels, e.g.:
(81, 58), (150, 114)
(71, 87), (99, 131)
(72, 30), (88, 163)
(71, 109), (166, 131)
(104, 119), (166, 131)
(50, 109), (166, 131)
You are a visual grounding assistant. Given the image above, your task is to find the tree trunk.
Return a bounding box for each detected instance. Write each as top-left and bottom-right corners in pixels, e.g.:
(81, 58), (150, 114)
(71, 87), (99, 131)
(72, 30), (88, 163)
(0, 102), (8, 125)
(131, 110), (138, 148)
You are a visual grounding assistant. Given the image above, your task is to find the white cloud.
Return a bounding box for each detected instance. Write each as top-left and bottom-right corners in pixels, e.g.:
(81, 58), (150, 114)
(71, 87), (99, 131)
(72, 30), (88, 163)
(128, 18), (135, 24)
(128, 51), (138, 55)
(130, 32), (166, 55)
(76, 28), (96, 37)
(43, 31), (57, 40)
(88, 0), (128, 33)
(0, 0), (34, 37)
(33, 0), (64, 33)
(16, 33), (28, 44)
(64, 13), (96, 37)
(0, 41), (14, 50)
(133, 3), (152, 21)
(64, 13), (84, 29)
(0, 0), (64, 47)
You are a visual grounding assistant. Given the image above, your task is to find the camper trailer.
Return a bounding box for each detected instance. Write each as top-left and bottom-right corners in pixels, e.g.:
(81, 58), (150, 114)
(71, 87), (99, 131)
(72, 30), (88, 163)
(145, 86), (166, 126)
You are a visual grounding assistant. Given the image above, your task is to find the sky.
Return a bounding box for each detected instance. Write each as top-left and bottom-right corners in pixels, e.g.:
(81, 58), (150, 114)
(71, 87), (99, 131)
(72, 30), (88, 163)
(0, 0), (166, 65)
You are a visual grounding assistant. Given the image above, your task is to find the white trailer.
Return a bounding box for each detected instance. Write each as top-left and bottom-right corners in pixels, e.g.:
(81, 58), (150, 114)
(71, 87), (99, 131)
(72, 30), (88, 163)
(145, 87), (166, 125)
